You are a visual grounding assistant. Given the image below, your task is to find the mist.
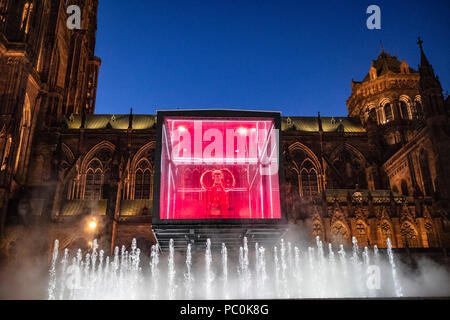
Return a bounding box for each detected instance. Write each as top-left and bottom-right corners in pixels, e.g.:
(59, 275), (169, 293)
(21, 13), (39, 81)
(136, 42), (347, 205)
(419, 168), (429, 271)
(1, 224), (450, 300)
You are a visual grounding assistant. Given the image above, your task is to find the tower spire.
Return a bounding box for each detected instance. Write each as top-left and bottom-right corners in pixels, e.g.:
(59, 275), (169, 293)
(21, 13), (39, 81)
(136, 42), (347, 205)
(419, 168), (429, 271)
(417, 37), (440, 89)
(417, 36), (431, 68)
(128, 107), (133, 129)
(318, 112), (323, 132)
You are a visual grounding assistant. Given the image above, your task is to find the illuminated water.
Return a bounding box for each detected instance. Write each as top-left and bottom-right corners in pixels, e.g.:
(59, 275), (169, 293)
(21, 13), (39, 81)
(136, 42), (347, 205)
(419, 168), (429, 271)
(48, 236), (408, 300)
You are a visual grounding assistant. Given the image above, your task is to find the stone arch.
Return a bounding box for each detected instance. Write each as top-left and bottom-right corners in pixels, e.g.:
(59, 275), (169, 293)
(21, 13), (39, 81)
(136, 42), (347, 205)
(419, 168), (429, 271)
(288, 142), (322, 174)
(379, 98), (394, 123)
(80, 141), (115, 200)
(134, 158), (153, 200)
(299, 159), (319, 198)
(399, 95), (413, 120)
(62, 143), (75, 164)
(401, 221), (420, 248)
(128, 142), (156, 200)
(331, 221), (350, 246)
(329, 143), (366, 166)
(363, 103), (377, 122)
(410, 95), (423, 118)
(81, 141), (115, 172)
(288, 142), (323, 197)
(84, 158), (104, 200)
(328, 143), (367, 189)
(130, 141), (156, 170)
(354, 219), (370, 247)
(379, 219), (395, 248)
(311, 210), (325, 240)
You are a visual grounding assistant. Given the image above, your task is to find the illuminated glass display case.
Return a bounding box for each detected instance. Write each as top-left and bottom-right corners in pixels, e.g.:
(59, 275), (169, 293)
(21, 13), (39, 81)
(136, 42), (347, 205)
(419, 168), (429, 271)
(153, 110), (285, 227)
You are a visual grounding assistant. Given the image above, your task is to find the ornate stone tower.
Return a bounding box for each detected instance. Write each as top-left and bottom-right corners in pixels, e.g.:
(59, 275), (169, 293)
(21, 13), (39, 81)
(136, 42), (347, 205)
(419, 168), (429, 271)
(417, 38), (450, 200)
(347, 44), (443, 200)
(0, 0), (101, 235)
(64, 0), (100, 116)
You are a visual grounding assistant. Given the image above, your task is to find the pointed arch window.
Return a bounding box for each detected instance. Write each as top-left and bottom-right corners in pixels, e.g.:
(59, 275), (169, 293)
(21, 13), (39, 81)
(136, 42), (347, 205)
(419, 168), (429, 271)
(300, 160), (319, 198)
(401, 223), (420, 248)
(400, 101), (411, 120)
(85, 159), (103, 200)
(312, 220), (323, 239)
(21, 2), (33, 34)
(134, 159), (152, 199)
(355, 221), (369, 247)
(331, 222), (350, 245)
(380, 221), (393, 248)
(384, 103), (394, 123)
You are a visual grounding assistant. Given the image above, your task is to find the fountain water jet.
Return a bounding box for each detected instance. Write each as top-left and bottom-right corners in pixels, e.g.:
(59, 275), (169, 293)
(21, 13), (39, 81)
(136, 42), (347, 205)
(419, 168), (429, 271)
(47, 236), (419, 300)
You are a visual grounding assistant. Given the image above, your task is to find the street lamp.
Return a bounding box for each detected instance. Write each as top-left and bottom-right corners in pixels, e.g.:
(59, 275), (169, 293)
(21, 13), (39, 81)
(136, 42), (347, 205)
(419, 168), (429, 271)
(88, 217), (97, 231)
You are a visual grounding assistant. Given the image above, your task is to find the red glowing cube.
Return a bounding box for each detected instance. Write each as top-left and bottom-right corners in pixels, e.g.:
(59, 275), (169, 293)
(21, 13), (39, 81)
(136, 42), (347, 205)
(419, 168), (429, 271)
(157, 113), (281, 220)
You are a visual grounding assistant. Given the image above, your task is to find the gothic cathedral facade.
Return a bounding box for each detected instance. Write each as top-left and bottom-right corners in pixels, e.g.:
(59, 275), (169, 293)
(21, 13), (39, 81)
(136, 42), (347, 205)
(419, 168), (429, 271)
(0, 1), (449, 255)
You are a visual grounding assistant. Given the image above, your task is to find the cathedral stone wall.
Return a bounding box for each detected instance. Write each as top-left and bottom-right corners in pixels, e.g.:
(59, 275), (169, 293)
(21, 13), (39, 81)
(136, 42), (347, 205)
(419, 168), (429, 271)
(0, 1), (449, 256)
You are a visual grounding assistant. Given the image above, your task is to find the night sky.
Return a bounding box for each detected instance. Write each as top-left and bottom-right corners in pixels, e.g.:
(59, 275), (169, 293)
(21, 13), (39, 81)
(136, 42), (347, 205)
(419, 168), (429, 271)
(94, 0), (450, 117)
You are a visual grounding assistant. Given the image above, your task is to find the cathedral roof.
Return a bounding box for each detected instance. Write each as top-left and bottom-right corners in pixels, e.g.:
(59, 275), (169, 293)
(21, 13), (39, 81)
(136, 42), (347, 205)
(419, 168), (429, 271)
(361, 51), (417, 82)
(281, 116), (365, 133)
(60, 200), (107, 216)
(65, 114), (365, 133)
(66, 114), (157, 130)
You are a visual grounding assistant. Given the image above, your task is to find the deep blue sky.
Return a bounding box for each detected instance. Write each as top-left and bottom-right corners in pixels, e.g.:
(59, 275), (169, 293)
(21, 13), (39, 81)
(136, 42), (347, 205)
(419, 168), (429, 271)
(94, 0), (450, 117)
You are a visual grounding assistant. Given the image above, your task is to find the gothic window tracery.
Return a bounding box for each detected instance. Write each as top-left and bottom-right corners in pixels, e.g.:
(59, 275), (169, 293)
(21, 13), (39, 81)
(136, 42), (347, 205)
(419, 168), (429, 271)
(380, 221), (393, 248)
(401, 222), (420, 248)
(331, 222), (349, 245)
(134, 159), (152, 199)
(289, 146), (322, 199)
(330, 148), (367, 189)
(355, 221), (369, 247)
(85, 159), (103, 200)
(300, 160), (319, 198)
(127, 143), (156, 200)
(312, 220), (323, 239)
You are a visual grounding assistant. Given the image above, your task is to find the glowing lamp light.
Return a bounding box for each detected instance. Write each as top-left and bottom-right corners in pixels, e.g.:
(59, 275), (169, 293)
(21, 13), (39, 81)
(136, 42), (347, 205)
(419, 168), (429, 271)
(88, 218), (97, 231)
